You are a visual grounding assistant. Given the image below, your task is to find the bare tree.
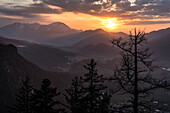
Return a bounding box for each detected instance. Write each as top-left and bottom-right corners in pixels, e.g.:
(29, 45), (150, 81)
(111, 28), (170, 113)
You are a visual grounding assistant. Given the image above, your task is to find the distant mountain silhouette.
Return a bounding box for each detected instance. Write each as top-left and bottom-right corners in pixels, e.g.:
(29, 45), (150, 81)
(0, 36), (76, 72)
(0, 44), (73, 113)
(146, 27), (170, 41)
(147, 27), (170, 60)
(1, 26), (170, 73)
(0, 22), (81, 42)
(73, 32), (127, 47)
(43, 28), (128, 47)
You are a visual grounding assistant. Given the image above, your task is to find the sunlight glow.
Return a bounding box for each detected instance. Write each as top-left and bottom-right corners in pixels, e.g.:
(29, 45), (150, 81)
(101, 19), (118, 30)
(107, 20), (116, 28)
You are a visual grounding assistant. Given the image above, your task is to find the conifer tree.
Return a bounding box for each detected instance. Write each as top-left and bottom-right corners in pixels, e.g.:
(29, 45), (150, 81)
(80, 59), (111, 113)
(98, 91), (112, 113)
(32, 79), (64, 113)
(64, 76), (85, 113)
(8, 76), (33, 113)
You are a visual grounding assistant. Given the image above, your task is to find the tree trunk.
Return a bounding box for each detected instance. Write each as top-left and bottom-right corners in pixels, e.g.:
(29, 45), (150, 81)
(134, 34), (138, 113)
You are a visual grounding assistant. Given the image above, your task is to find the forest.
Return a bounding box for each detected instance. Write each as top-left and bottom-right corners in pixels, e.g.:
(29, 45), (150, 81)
(7, 30), (170, 113)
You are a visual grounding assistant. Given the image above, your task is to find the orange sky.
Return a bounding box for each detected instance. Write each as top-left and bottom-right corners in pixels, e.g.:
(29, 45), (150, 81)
(0, 0), (170, 33)
(0, 11), (170, 33)
(39, 12), (170, 33)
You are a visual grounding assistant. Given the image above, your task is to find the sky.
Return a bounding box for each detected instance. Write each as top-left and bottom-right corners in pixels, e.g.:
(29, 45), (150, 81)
(0, 0), (170, 33)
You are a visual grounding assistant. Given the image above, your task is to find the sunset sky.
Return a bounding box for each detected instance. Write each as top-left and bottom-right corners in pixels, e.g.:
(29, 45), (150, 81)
(0, 0), (170, 33)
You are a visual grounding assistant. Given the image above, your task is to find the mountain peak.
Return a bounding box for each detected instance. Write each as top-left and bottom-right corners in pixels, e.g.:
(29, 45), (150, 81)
(149, 27), (170, 34)
(0, 22), (80, 42)
(84, 28), (106, 33)
(94, 28), (105, 32)
(31, 22), (40, 25)
(11, 22), (40, 26)
(50, 22), (65, 25)
(47, 22), (71, 30)
(49, 22), (69, 27)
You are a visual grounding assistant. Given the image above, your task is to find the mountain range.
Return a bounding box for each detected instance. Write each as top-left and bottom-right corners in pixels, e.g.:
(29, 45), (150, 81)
(0, 22), (128, 47)
(146, 28), (170, 61)
(0, 22), (81, 42)
(0, 22), (170, 72)
(1, 22), (169, 49)
(0, 36), (76, 72)
(0, 22), (170, 113)
(42, 28), (128, 47)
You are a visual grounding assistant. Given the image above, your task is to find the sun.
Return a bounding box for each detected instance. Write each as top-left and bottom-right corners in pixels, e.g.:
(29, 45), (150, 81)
(107, 20), (116, 28)
(101, 18), (118, 30)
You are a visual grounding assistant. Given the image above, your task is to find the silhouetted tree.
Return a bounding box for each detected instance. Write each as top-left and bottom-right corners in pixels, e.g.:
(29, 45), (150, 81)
(80, 59), (111, 113)
(111, 29), (170, 113)
(32, 79), (64, 113)
(98, 91), (112, 113)
(8, 76), (33, 113)
(64, 76), (85, 113)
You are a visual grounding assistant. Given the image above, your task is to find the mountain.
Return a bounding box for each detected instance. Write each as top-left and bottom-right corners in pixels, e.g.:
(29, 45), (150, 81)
(0, 44), (73, 113)
(146, 27), (170, 41)
(43, 29), (128, 47)
(147, 28), (170, 61)
(0, 36), (76, 72)
(68, 58), (120, 76)
(0, 22), (81, 42)
(73, 30), (128, 47)
(78, 43), (119, 57)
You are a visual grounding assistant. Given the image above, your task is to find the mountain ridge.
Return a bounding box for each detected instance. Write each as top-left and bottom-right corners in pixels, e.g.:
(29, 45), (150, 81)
(0, 36), (76, 72)
(0, 43), (73, 113)
(43, 28), (128, 47)
(0, 22), (81, 42)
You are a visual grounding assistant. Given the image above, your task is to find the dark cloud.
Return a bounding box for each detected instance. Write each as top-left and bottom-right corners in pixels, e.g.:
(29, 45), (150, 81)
(135, 0), (170, 18)
(0, 3), (62, 18)
(42, 0), (115, 14)
(0, 0), (170, 21)
(126, 20), (170, 25)
(42, 0), (103, 14)
(42, 0), (170, 19)
(0, 16), (51, 27)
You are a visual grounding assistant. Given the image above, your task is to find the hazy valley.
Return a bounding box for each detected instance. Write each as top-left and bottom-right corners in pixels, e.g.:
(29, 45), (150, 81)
(0, 22), (170, 113)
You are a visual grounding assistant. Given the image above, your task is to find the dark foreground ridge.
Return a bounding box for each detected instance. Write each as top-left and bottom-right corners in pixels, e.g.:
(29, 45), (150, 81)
(0, 44), (73, 113)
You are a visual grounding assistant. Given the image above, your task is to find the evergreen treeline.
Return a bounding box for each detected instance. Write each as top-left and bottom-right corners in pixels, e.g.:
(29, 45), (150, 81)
(8, 30), (170, 113)
(64, 59), (111, 113)
(8, 76), (33, 113)
(8, 77), (64, 113)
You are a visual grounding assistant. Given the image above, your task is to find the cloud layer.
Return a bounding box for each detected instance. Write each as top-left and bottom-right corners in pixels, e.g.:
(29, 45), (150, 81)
(0, 0), (170, 25)
(0, 2), (62, 18)
(42, 0), (170, 19)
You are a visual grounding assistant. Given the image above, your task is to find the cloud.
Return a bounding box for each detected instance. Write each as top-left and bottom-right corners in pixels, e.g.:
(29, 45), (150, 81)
(0, 0), (170, 22)
(126, 20), (170, 25)
(42, 0), (170, 19)
(0, 2), (63, 18)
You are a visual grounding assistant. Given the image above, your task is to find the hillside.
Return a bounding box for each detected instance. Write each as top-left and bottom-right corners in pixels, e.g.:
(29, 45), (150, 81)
(0, 44), (73, 113)
(147, 27), (170, 60)
(0, 22), (81, 42)
(43, 29), (128, 47)
(146, 27), (170, 41)
(73, 30), (127, 47)
(78, 43), (119, 57)
(0, 36), (76, 72)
